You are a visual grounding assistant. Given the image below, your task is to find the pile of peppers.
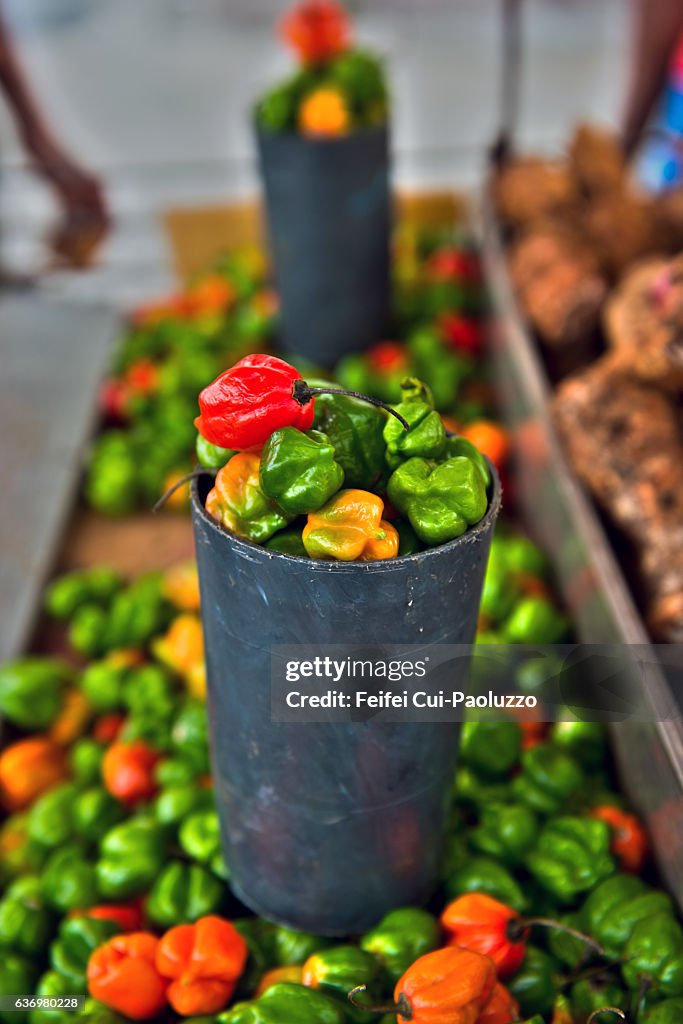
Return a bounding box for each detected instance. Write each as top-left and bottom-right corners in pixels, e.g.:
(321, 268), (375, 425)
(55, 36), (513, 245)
(194, 355), (492, 559)
(0, 551), (680, 1024)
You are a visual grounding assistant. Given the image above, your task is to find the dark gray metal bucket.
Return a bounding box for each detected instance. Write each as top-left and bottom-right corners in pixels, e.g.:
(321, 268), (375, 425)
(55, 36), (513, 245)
(191, 468), (500, 934)
(256, 124), (392, 367)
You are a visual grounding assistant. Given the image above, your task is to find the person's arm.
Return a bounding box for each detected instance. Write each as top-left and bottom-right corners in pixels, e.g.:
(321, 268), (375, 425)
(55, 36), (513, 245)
(0, 5), (109, 264)
(622, 0), (683, 155)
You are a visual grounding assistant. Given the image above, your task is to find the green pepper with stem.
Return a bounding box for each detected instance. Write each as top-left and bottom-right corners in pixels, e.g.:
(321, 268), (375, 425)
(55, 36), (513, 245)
(302, 946), (383, 1024)
(383, 378), (445, 468)
(311, 387), (387, 490)
(41, 844), (99, 913)
(622, 912), (683, 997)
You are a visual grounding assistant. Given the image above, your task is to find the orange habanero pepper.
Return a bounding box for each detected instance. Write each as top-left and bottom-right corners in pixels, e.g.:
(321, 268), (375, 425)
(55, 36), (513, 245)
(591, 805), (648, 873)
(155, 915), (248, 1016)
(388, 946), (498, 1024)
(303, 490), (399, 561)
(440, 894), (527, 978)
(87, 932), (168, 1020)
(0, 736), (69, 811)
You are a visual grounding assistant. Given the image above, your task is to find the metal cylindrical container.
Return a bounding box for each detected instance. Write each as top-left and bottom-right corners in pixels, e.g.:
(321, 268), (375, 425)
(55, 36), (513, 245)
(191, 469), (500, 934)
(256, 124), (391, 367)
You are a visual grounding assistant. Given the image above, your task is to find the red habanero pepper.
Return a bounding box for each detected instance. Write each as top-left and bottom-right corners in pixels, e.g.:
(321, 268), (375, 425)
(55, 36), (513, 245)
(426, 247), (481, 284)
(438, 314), (483, 356)
(194, 354), (315, 451)
(195, 353), (410, 452)
(155, 915), (249, 1016)
(280, 0), (351, 65)
(591, 805), (648, 873)
(102, 741), (160, 807)
(440, 894), (527, 978)
(367, 341), (410, 374)
(87, 932), (168, 1020)
(477, 983), (519, 1024)
(78, 901), (145, 933)
(93, 713), (127, 744)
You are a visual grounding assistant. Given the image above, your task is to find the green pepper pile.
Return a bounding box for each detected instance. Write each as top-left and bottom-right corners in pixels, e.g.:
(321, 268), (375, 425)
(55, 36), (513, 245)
(87, 250), (277, 516)
(0, 549), (679, 1024)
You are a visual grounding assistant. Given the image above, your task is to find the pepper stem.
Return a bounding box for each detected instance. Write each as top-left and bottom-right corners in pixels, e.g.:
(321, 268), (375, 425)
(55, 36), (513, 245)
(507, 917), (609, 961)
(586, 1009), (628, 1024)
(153, 467), (216, 513)
(292, 379), (410, 431)
(348, 985), (412, 1019)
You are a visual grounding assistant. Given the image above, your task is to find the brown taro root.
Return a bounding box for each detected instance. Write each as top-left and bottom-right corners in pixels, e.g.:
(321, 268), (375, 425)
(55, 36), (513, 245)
(568, 123), (626, 198)
(583, 192), (660, 281)
(509, 227), (607, 354)
(603, 255), (683, 392)
(553, 356), (683, 642)
(494, 157), (579, 229)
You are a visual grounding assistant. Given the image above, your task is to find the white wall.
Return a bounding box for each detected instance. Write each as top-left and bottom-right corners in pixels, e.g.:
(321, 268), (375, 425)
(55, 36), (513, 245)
(0, 0), (631, 300)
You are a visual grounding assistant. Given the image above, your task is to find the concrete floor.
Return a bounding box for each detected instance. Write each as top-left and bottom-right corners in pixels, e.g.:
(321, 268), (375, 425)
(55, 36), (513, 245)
(0, 0), (631, 303)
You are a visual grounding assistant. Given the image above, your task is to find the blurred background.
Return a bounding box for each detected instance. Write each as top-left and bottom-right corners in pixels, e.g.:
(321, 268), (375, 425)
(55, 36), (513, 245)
(0, 0), (630, 304)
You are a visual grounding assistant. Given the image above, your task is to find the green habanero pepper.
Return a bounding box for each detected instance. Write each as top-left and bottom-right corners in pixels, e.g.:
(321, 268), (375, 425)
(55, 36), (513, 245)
(360, 907), (439, 983)
(546, 912), (589, 968)
(154, 783), (213, 828)
(73, 788), (126, 843)
(551, 722), (608, 770)
(470, 801), (538, 866)
(260, 428), (344, 516)
(569, 978), (627, 1021)
(29, 971), (75, 1024)
(581, 874), (650, 951)
(96, 818), (166, 900)
(387, 455), (487, 546)
(311, 387), (387, 490)
(265, 528), (307, 557)
(79, 660), (127, 713)
(103, 573), (172, 652)
(643, 998), (683, 1023)
(444, 855), (528, 913)
(453, 767), (511, 810)
(479, 545), (520, 624)
(442, 435), (491, 489)
(41, 844), (99, 913)
(27, 783), (80, 849)
(218, 982), (345, 1024)
(383, 378), (446, 467)
(502, 596), (569, 644)
(508, 946), (558, 1019)
(44, 568), (121, 622)
(622, 912), (683, 997)
(0, 876), (55, 957)
(69, 739), (104, 784)
(460, 721), (522, 778)
(172, 699), (211, 775)
(0, 953), (38, 1024)
(49, 916), (120, 989)
(302, 946), (382, 1024)
(511, 744), (583, 816)
(145, 861), (225, 928)
(407, 327), (472, 411)
(196, 433), (235, 470)
(271, 926), (332, 967)
(78, 998), (126, 1024)
(206, 452), (291, 544)
(526, 816), (615, 904)
(0, 659), (70, 730)
(596, 889), (673, 960)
